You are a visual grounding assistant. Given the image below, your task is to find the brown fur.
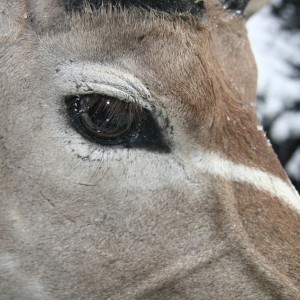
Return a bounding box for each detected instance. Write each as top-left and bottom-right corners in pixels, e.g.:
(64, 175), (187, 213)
(42, 4), (286, 179)
(234, 182), (300, 297)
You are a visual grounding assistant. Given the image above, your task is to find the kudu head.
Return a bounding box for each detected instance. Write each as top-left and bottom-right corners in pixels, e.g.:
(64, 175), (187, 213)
(1, 0), (299, 299)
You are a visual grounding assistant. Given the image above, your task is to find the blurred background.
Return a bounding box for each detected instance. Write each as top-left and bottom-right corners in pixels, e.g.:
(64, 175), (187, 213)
(246, 0), (300, 192)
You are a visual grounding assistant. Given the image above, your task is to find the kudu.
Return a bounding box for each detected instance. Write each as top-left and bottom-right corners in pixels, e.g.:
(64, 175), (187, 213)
(0, 0), (299, 299)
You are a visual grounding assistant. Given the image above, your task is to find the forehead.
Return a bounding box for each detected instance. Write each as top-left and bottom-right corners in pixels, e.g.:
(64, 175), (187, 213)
(40, 1), (254, 104)
(62, 0), (205, 16)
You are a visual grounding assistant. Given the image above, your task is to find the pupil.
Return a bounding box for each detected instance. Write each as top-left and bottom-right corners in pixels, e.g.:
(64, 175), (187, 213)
(78, 94), (136, 139)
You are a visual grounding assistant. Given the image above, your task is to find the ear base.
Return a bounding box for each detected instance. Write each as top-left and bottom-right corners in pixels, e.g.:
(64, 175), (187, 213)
(218, 0), (250, 14)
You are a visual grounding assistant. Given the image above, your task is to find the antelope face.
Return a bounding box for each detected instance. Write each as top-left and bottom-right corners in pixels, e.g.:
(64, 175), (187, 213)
(1, 0), (299, 299)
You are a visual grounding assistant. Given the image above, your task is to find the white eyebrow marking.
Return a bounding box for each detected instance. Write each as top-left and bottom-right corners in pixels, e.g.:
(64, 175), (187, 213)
(191, 151), (300, 213)
(54, 62), (154, 110)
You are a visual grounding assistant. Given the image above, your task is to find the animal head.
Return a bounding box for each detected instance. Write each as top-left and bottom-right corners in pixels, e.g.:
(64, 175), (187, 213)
(1, 0), (299, 299)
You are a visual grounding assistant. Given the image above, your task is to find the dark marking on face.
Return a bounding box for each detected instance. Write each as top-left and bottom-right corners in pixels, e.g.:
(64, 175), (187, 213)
(129, 109), (172, 153)
(137, 35), (146, 43)
(62, 0), (205, 18)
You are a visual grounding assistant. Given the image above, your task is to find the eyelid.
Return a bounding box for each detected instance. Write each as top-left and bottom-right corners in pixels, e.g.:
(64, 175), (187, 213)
(55, 63), (154, 111)
(71, 84), (135, 104)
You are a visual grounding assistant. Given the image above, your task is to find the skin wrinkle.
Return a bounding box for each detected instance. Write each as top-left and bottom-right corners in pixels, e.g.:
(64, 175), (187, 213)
(0, 0), (300, 299)
(113, 246), (231, 299)
(231, 182), (300, 297)
(196, 179), (299, 300)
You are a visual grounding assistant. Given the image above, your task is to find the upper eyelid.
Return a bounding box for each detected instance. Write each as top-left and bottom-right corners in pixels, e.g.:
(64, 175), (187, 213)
(68, 84), (135, 104)
(55, 62), (154, 111)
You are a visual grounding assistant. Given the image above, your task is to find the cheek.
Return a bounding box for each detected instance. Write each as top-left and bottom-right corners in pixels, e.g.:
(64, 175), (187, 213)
(5, 94), (186, 204)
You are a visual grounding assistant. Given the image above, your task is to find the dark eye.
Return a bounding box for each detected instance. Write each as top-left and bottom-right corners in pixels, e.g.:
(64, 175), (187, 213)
(66, 94), (171, 152)
(66, 94), (139, 144)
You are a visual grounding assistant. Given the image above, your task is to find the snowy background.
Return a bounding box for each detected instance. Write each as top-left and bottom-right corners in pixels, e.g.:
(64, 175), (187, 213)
(247, 0), (300, 192)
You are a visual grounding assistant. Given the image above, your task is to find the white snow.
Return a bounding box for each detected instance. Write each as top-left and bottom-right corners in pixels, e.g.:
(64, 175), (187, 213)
(270, 112), (300, 142)
(247, 1), (300, 184)
(247, 5), (300, 120)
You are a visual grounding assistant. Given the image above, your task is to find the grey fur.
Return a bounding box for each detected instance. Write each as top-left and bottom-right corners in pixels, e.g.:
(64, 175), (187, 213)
(1, 0), (299, 299)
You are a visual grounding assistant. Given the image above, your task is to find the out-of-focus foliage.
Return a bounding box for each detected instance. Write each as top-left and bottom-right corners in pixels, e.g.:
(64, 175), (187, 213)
(248, 0), (300, 192)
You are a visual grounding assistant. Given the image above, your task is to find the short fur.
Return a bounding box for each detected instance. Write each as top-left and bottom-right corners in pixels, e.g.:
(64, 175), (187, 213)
(0, 0), (299, 299)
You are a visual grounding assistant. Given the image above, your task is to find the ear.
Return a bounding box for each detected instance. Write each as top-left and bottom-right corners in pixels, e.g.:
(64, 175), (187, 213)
(218, 0), (250, 14)
(27, 0), (65, 30)
(244, 0), (269, 18)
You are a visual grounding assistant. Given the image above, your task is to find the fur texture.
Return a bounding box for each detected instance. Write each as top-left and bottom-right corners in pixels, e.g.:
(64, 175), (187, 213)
(0, 0), (299, 299)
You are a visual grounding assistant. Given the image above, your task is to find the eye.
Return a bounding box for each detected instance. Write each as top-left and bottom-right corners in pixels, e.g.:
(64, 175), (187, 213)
(66, 93), (171, 152)
(66, 94), (140, 145)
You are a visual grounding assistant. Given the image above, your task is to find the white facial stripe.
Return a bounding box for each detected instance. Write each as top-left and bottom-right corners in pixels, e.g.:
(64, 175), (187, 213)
(54, 63), (300, 212)
(191, 151), (300, 213)
(55, 62), (154, 110)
